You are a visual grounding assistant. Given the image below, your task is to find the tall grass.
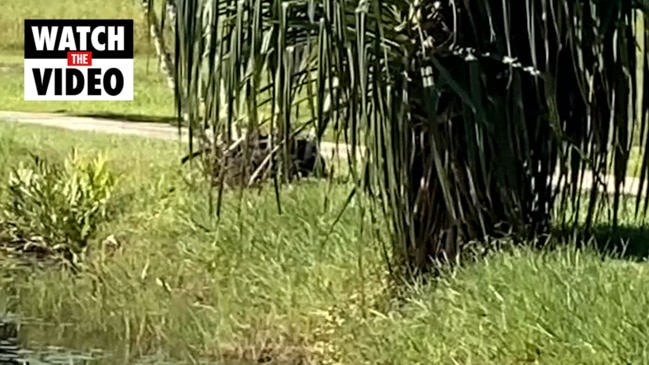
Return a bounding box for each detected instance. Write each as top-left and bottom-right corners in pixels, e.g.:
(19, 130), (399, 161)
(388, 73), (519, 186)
(2, 122), (649, 364)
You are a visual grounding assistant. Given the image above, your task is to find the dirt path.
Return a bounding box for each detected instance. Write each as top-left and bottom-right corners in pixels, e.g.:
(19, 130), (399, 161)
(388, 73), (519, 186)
(0, 110), (645, 196)
(0, 110), (360, 158)
(0, 110), (191, 141)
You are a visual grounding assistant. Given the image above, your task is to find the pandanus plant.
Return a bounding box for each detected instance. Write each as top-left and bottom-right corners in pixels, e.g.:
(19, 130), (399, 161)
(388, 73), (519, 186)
(149, 0), (648, 277)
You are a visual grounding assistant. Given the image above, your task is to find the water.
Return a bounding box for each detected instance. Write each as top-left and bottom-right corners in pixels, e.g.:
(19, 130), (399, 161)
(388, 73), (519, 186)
(0, 318), (105, 365)
(0, 318), (238, 365)
(0, 317), (253, 365)
(0, 319), (21, 365)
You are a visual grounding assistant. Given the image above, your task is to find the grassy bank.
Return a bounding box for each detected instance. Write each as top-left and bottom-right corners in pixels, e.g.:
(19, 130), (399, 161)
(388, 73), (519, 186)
(2, 122), (649, 364)
(0, 121), (384, 364)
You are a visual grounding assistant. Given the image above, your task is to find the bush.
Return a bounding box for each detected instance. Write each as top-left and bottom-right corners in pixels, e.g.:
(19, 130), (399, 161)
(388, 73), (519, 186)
(0, 151), (117, 267)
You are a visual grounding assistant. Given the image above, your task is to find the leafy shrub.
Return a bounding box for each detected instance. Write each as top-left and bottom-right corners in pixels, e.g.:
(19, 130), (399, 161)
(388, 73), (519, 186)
(0, 151), (117, 267)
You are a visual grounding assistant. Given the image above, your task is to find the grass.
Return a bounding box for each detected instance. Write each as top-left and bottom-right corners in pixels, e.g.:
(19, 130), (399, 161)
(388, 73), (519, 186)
(0, 121), (383, 364)
(628, 146), (646, 178)
(2, 122), (649, 364)
(1, 2), (649, 362)
(1, 0), (152, 55)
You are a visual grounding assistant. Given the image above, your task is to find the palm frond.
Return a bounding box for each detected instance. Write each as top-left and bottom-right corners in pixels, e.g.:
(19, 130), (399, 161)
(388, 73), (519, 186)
(154, 0), (648, 277)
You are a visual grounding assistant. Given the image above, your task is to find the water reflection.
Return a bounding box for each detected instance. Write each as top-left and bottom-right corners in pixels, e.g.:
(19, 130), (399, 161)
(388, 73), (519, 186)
(0, 318), (241, 365)
(0, 318), (105, 365)
(0, 319), (22, 365)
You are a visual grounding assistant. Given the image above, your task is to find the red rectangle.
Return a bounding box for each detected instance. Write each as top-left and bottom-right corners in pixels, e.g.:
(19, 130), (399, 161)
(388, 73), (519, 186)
(67, 51), (92, 66)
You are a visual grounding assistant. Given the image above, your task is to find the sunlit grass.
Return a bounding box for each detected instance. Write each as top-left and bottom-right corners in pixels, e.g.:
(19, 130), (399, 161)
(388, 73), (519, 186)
(1, 122), (649, 364)
(1, 0), (152, 54)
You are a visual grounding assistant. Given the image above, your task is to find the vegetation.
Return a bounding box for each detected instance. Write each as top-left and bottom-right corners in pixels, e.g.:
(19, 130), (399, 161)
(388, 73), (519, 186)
(161, 0), (648, 275)
(2, 123), (649, 364)
(1, 0), (649, 363)
(2, 151), (117, 267)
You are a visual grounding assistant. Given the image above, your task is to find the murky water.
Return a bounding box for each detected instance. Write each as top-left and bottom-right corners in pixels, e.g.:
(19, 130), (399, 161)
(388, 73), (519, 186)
(0, 319), (20, 364)
(0, 317), (107, 365)
(0, 317), (254, 365)
(0, 320), (256, 365)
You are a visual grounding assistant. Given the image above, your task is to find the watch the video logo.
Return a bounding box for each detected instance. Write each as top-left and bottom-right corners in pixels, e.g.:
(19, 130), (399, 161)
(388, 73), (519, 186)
(24, 19), (134, 101)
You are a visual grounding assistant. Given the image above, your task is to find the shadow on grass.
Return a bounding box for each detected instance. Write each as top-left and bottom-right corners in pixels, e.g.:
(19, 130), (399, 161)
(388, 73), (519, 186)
(54, 110), (179, 125)
(553, 223), (649, 262)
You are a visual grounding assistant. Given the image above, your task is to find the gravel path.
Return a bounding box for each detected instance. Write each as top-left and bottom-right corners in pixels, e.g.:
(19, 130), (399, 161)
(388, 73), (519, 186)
(0, 110), (644, 196)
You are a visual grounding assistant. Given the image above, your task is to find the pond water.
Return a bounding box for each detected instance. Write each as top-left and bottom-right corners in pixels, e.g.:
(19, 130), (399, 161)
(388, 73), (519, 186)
(0, 317), (193, 365)
(0, 318), (106, 365)
(0, 317), (257, 365)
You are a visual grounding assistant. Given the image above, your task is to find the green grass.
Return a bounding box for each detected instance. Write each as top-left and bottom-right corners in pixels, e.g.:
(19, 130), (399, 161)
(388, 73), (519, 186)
(0, 121), (383, 364)
(1, 0), (152, 54)
(2, 122), (649, 364)
(627, 146), (647, 178)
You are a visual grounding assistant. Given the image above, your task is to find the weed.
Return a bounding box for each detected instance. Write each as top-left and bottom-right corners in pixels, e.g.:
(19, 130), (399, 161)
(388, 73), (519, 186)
(1, 150), (117, 267)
